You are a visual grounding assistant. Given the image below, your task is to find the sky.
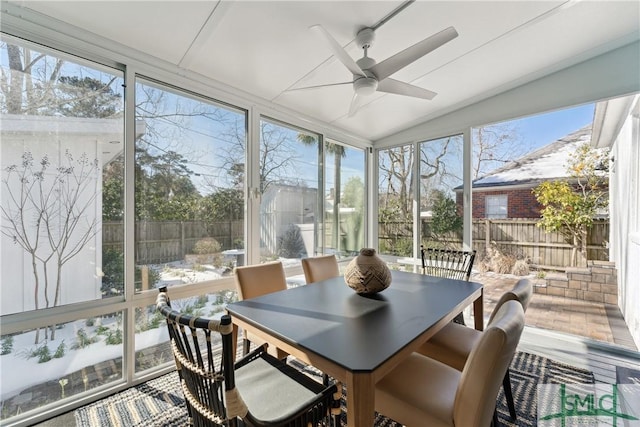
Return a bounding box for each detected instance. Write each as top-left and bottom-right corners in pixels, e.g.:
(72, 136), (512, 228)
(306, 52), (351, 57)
(511, 103), (596, 151)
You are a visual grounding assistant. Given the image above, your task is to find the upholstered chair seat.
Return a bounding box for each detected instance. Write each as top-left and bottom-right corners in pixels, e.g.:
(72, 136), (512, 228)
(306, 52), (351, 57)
(420, 321), (480, 371)
(376, 354), (460, 427)
(376, 300), (525, 427)
(417, 278), (533, 420)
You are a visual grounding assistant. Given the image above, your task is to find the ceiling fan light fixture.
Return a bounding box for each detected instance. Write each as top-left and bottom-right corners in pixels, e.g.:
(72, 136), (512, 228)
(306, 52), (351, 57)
(354, 77), (378, 96)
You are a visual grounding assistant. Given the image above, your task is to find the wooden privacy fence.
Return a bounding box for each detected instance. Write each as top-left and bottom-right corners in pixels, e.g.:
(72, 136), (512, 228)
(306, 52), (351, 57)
(380, 218), (609, 270)
(470, 218), (609, 269)
(103, 221), (244, 264)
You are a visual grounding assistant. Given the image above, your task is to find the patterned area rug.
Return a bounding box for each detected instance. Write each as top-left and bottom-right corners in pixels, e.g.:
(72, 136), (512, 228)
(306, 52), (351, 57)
(616, 365), (640, 385)
(75, 351), (594, 427)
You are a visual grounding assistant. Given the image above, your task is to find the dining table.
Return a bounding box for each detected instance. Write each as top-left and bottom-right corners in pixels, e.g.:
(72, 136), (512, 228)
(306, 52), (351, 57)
(226, 269), (483, 427)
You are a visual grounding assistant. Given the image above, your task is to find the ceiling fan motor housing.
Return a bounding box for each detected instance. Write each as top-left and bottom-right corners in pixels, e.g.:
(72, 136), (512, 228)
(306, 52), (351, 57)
(354, 56), (378, 96)
(356, 56), (376, 71)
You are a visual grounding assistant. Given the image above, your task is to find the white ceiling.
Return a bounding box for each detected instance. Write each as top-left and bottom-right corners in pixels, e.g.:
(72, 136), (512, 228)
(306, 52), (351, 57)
(5, 0), (640, 141)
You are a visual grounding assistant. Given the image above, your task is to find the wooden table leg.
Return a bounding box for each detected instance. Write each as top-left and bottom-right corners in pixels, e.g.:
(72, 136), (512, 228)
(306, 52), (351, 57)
(474, 288), (484, 331)
(346, 371), (375, 427)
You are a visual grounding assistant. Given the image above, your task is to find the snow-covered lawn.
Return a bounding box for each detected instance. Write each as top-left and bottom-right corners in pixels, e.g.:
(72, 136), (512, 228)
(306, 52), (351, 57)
(0, 261), (227, 404)
(153, 260), (225, 286)
(0, 257), (305, 407)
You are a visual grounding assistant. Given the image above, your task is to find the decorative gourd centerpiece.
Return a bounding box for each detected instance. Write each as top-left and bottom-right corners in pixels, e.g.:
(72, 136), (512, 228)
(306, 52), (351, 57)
(344, 248), (392, 295)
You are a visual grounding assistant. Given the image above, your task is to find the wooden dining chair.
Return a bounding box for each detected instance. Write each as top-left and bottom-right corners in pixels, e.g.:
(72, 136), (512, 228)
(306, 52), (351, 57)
(375, 300), (525, 427)
(416, 278), (533, 421)
(156, 287), (339, 427)
(234, 261), (288, 356)
(301, 254), (340, 387)
(420, 245), (477, 324)
(301, 254), (340, 283)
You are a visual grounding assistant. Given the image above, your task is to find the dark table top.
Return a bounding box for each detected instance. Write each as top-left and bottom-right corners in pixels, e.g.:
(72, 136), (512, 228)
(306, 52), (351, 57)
(226, 269), (482, 372)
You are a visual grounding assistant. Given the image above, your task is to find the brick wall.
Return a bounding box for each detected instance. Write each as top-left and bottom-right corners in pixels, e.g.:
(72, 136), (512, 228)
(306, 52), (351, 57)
(534, 260), (618, 304)
(457, 187), (543, 218)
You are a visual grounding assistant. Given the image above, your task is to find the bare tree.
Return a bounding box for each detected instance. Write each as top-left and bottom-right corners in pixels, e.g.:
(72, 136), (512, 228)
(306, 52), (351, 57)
(380, 125), (525, 216)
(2, 43), (63, 115)
(419, 136), (462, 210)
(1, 150), (100, 342)
(216, 120), (304, 194)
(472, 123), (525, 179)
(379, 126), (525, 253)
(379, 145), (415, 220)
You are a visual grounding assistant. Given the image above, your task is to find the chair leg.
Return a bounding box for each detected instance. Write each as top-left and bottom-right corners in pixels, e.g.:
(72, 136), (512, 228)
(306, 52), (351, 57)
(503, 369), (517, 421)
(322, 373), (329, 386)
(242, 338), (250, 355)
(453, 312), (465, 325)
(331, 383), (343, 427)
(492, 407), (500, 427)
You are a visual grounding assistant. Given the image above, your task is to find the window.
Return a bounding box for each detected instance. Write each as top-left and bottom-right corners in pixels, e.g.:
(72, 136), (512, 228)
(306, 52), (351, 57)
(1, 39), (125, 313)
(323, 140), (365, 258)
(1, 36), (126, 420)
(131, 79), (247, 372)
(420, 135), (464, 250)
(485, 194), (508, 218)
(378, 145), (414, 257)
(259, 118), (319, 262)
(134, 289), (236, 373)
(134, 78), (246, 293)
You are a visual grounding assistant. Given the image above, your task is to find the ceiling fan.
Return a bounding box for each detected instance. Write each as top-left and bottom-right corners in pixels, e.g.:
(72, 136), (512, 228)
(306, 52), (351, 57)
(296, 24), (458, 116)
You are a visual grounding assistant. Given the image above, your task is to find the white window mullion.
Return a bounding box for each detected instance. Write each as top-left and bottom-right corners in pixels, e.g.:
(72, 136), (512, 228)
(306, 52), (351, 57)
(246, 107), (260, 265)
(123, 68), (137, 384)
(463, 128), (473, 251)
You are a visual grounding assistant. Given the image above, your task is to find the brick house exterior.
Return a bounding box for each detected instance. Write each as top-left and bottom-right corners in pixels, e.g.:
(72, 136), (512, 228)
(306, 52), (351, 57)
(456, 187), (542, 219)
(455, 125), (595, 219)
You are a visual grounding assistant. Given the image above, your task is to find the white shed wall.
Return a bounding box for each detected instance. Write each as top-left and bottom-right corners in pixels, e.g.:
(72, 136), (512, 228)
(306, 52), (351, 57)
(1, 130), (103, 314)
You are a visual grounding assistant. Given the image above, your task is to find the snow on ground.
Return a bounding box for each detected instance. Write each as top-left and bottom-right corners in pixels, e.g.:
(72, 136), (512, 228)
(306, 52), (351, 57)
(0, 261), (225, 401)
(1, 257), (305, 401)
(1, 314), (123, 400)
(154, 260), (224, 286)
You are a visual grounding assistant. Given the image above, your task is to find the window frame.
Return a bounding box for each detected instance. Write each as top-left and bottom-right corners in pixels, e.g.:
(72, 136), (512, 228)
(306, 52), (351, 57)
(485, 194), (509, 219)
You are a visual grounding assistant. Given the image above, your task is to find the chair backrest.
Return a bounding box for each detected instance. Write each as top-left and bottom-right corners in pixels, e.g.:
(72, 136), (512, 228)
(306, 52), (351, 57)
(234, 261), (287, 300)
(487, 278), (534, 324)
(301, 254), (340, 284)
(156, 287), (242, 427)
(454, 300), (525, 427)
(420, 246), (476, 281)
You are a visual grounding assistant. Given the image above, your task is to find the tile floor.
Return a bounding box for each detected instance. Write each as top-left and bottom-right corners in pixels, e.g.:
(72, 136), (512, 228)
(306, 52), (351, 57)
(470, 272), (638, 351)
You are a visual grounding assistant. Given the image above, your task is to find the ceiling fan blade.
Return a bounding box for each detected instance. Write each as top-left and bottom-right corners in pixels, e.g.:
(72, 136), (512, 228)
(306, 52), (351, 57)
(348, 92), (367, 117)
(286, 81), (352, 92)
(377, 78), (437, 100)
(311, 24), (366, 77)
(370, 26), (458, 81)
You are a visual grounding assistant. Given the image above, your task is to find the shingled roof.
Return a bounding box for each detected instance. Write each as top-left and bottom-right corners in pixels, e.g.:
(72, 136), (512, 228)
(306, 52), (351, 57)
(470, 125), (593, 189)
